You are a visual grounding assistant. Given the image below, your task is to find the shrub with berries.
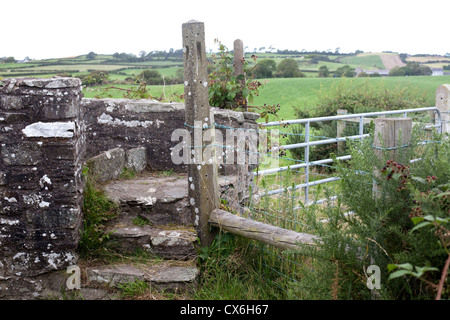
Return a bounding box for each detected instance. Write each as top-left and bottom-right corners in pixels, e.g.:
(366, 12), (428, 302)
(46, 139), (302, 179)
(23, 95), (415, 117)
(380, 158), (450, 299)
(208, 39), (265, 110)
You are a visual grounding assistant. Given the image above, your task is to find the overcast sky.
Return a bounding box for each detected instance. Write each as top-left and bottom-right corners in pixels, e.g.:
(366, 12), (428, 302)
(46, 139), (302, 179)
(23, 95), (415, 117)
(2, 0), (449, 60)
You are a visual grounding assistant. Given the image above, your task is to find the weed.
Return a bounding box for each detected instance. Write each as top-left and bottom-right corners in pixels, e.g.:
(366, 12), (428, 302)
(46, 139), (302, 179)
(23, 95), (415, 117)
(117, 279), (149, 299)
(78, 166), (118, 259)
(119, 167), (137, 180)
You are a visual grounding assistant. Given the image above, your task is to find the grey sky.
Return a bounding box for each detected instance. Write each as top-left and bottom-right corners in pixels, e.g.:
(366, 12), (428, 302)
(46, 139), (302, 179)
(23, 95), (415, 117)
(2, 0), (449, 60)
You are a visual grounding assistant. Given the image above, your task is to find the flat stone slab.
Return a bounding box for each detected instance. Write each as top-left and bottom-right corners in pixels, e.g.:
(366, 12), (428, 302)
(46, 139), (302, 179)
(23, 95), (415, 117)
(103, 173), (192, 226)
(87, 265), (145, 287)
(108, 225), (197, 260)
(86, 262), (199, 292)
(104, 173), (188, 204)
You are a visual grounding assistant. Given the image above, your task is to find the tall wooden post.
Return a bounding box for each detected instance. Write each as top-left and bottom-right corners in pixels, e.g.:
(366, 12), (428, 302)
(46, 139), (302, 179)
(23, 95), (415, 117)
(234, 39), (246, 109)
(436, 84), (450, 135)
(182, 20), (219, 247)
(234, 39), (244, 77)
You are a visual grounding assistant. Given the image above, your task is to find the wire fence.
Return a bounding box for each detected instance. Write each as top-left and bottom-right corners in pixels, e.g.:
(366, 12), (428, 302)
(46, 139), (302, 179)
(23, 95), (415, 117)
(213, 106), (447, 297)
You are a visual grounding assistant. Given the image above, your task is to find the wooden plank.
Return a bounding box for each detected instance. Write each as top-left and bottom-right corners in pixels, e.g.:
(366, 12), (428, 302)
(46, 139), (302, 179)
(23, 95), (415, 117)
(209, 209), (320, 251)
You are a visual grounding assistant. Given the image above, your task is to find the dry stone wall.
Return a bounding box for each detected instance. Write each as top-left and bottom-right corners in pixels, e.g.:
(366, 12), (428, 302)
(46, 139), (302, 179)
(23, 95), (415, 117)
(0, 76), (259, 299)
(82, 98), (185, 172)
(0, 78), (85, 298)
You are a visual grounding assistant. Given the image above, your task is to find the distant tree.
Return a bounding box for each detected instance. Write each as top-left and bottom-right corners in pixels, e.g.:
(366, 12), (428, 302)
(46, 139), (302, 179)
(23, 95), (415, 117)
(389, 62), (432, 76)
(139, 70), (163, 85)
(357, 71), (368, 77)
(86, 52), (97, 60)
(175, 68), (184, 81)
(4, 57), (16, 63)
(318, 65), (330, 78)
(335, 65), (355, 77)
(79, 71), (109, 86)
(399, 53), (408, 64)
(389, 67), (407, 77)
(252, 59), (277, 78)
(276, 58), (305, 78)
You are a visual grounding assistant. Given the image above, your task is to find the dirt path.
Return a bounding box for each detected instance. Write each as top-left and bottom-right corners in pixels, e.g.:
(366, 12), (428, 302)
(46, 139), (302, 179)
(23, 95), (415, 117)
(380, 54), (406, 70)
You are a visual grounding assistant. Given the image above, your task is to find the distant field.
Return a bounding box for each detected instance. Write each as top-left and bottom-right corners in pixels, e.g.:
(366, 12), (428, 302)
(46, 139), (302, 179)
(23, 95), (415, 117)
(406, 55), (450, 69)
(338, 54), (386, 70)
(3, 52), (450, 123)
(407, 56), (450, 63)
(252, 76), (450, 119)
(82, 76), (450, 122)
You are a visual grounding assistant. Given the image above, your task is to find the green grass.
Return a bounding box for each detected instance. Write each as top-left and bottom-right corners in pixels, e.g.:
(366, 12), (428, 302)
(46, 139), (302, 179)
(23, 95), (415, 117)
(252, 76), (450, 121)
(81, 75), (450, 124)
(83, 83), (184, 100)
(338, 54), (385, 70)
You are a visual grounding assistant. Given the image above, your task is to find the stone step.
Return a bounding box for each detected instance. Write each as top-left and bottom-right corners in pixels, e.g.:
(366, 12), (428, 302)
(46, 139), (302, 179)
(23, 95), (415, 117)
(85, 261), (199, 293)
(100, 171), (241, 260)
(107, 224), (197, 260)
(103, 172), (192, 226)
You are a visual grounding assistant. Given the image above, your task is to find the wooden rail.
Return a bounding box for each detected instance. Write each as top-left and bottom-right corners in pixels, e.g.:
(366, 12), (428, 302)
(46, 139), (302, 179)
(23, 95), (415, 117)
(209, 209), (320, 251)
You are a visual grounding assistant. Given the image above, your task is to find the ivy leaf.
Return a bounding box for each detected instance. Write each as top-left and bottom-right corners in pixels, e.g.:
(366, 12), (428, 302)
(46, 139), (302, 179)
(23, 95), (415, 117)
(414, 266), (439, 278)
(396, 263), (413, 271)
(411, 176), (426, 184)
(387, 264), (399, 272)
(226, 91), (236, 100)
(411, 221), (432, 232)
(388, 269), (412, 280)
(411, 216), (424, 225)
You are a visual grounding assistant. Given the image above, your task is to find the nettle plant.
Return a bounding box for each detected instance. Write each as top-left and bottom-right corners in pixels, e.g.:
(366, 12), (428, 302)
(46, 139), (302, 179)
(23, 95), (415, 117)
(208, 39), (264, 110)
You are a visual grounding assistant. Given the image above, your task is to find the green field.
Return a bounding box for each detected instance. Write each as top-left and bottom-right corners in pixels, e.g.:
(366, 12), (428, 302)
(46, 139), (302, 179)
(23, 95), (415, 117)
(3, 52), (449, 122)
(337, 54), (385, 70)
(0, 53), (183, 80)
(81, 75), (450, 124)
(251, 75), (450, 120)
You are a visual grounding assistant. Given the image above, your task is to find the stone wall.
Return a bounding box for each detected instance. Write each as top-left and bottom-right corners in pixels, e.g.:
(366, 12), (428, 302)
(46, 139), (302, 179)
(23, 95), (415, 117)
(0, 77), (260, 299)
(0, 78), (85, 298)
(82, 98), (260, 174)
(82, 98), (185, 172)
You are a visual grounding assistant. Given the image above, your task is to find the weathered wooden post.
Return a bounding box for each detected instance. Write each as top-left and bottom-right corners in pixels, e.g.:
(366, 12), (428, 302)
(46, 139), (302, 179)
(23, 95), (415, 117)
(372, 117), (412, 196)
(182, 20), (219, 247)
(373, 117), (412, 160)
(436, 84), (450, 135)
(234, 39), (245, 78)
(233, 39), (246, 109)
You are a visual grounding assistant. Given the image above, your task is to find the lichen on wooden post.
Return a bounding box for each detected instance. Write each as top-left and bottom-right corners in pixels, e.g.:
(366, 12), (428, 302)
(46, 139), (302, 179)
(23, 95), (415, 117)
(182, 20), (219, 247)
